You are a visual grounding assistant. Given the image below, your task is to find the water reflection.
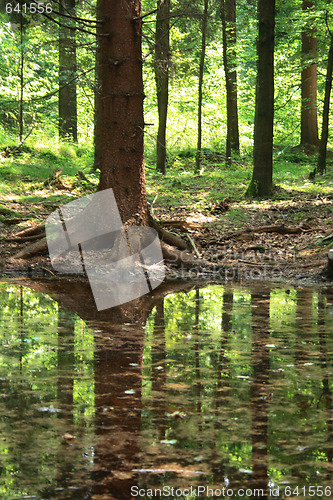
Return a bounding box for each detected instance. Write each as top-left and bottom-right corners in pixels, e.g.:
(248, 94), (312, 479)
(0, 280), (332, 499)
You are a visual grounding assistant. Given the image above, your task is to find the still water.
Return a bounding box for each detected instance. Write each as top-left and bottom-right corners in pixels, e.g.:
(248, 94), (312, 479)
(0, 280), (332, 499)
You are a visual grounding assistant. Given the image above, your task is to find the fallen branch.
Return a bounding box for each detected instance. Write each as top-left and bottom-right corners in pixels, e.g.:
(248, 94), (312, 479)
(220, 224), (308, 242)
(13, 238), (48, 259)
(186, 233), (201, 259)
(161, 220), (206, 230)
(14, 223), (45, 238)
(8, 232), (46, 243)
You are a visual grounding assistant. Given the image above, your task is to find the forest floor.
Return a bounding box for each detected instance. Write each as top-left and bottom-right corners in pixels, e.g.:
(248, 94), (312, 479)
(0, 145), (332, 284)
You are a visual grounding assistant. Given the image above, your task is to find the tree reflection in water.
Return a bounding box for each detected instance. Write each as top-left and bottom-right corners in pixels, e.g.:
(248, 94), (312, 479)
(0, 280), (332, 499)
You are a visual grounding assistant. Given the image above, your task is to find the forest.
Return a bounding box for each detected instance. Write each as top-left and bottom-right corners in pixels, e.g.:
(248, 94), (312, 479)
(0, 0), (332, 281)
(0, 2), (333, 499)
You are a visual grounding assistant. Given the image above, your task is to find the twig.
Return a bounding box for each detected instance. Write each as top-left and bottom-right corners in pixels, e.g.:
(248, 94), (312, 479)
(10, 125), (35, 154)
(133, 8), (159, 21)
(40, 267), (56, 276)
(186, 234), (201, 259)
(150, 192), (159, 218)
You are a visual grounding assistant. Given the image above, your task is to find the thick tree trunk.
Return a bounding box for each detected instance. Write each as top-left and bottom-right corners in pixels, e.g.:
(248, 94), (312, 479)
(195, 0), (209, 173)
(317, 34), (333, 175)
(246, 0), (275, 197)
(96, 0), (148, 226)
(300, 0), (319, 147)
(221, 0), (239, 160)
(58, 0), (77, 142)
(154, 0), (170, 175)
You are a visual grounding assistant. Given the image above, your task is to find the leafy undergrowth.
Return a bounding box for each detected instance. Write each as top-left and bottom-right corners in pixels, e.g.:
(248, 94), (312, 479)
(0, 143), (332, 281)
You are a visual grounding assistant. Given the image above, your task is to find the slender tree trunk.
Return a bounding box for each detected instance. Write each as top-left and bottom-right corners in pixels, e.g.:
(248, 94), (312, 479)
(151, 300), (167, 439)
(195, 0), (209, 173)
(300, 0), (319, 147)
(154, 0), (170, 175)
(317, 33), (333, 175)
(246, 0), (275, 198)
(96, 0), (148, 226)
(59, 0), (78, 142)
(221, 0), (239, 161)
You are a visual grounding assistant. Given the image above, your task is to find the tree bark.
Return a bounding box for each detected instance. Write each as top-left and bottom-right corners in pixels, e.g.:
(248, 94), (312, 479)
(93, 40), (102, 171)
(317, 33), (333, 175)
(246, 0), (275, 197)
(96, 0), (148, 226)
(19, 12), (24, 142)
(58, 0), (77, 142)
(221, 0), (239, 160)
(300, 0), (319, 147)
(195, 0), (209, 173)
(249, 290), (270, 497)
(154, 0), (170, 175)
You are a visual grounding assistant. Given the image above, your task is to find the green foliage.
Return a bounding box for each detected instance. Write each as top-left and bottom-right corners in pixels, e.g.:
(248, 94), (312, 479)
(0, 1), (96, 144)
(145, 146), (333, 212)
(0, 131), (97, 206)
(0, 0), (332, 202)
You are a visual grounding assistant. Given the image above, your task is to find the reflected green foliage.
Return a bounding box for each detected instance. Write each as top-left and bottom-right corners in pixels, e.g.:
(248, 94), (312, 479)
(141, 284), (333, 498)
(0, 283), (95, 499)
(0, 282), (332, 498)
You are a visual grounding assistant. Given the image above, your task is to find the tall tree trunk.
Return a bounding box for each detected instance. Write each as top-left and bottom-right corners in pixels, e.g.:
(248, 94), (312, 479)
(246, 0), (275, 198)
(154, 0), (170, 175)
(19, 12), (24, 142)
(317, 33), (333, 175)
(96, 0), (148, 226)
(300, 0), (319, 147)
(93, 45), (102, 171)
(195, 0), (209, 173)
(59, 0), (78, 142)
(249, 290), (270, 497)
(221, 0), (239, 161)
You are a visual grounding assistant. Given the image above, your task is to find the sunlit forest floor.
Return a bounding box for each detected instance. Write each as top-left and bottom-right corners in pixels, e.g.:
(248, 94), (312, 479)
(0, 144), (332, 282)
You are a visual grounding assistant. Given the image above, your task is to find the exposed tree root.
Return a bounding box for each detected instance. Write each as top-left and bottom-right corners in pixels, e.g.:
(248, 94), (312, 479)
(10, 210), (202, 273)
(160, 241), (205, 269)
(148, 212), (189, 250)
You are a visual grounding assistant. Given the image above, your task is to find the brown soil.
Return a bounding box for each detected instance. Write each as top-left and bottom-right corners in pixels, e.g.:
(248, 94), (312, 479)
(0, 194), (332, 284)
